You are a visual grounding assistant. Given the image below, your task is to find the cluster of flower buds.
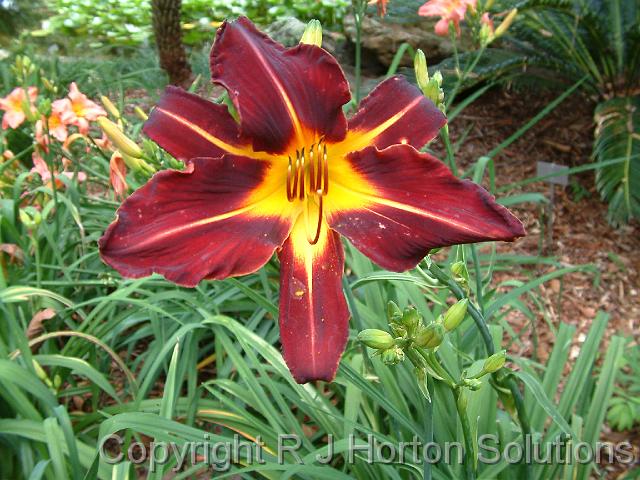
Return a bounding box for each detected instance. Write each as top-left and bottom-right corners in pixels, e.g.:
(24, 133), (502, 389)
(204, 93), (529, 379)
(357, 297), (509, 403)
(358, 298), (470, 366)
(449, 260), (470, 290)
(95, 98), (163, 199)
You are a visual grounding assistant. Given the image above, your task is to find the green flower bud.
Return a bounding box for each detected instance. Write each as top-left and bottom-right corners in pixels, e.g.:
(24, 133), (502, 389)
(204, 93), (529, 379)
(414, 323), (445, 349)
(300, 19), (323, 47)
(19, 208), (42, 229)
(32, 359), (48, 382)
(357, 329), (395, 350)
(413, 49), (445, 111)
(479, 23), (494, 47)
(414, 49), (429, 93)
(465, 378), (482, 391)
(415, 367), (431, 402)
(41, 77), (56, 93)
(495, 9), (517, 38)
(443, 299), (468, 331)
(389, 322), (406, 338)
(450, 261), (466, 276)
(387, 300), (403, 323)
(482, 350), (506, 374)
(402, 306), (422, 336)
(98, 117), (143, 159)
(134, 106), (148, 121)
(381, 346), (405, 366)
(101, 95), (121, 119)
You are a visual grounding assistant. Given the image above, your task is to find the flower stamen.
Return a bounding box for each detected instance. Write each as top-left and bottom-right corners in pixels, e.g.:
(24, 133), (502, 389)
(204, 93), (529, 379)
(285, 137), (328, 244)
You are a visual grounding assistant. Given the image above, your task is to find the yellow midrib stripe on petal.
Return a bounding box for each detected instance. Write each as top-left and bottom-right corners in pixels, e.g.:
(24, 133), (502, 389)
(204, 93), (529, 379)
(156, 107), (274, 160)
(238, 27), (306, 146)
(129, 188), (292, 251)
(332, 96), (423, 156)
(329, 182), (490, 236)
(287, 217), (335, 375)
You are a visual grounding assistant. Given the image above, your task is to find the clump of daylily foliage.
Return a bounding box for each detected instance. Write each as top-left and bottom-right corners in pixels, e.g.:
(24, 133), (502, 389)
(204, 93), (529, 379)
(1, 18), (524, 386)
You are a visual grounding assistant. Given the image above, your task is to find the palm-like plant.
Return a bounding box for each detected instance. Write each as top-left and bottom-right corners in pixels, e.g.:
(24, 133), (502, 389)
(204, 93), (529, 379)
(452, 0), (640, 224)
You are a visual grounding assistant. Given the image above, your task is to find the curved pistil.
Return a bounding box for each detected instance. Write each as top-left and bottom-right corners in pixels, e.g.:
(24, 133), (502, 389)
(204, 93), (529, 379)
(286, 137), (328, 244)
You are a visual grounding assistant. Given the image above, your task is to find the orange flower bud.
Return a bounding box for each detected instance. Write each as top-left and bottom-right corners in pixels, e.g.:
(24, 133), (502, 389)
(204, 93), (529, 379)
(109, 151), (128, 200)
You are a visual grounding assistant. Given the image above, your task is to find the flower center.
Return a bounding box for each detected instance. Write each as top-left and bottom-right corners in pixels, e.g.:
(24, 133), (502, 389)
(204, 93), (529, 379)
(286, 137), (329, 244)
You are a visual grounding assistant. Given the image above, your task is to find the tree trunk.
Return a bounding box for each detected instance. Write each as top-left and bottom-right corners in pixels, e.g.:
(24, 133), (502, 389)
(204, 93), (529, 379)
(151, 0), (192, 87)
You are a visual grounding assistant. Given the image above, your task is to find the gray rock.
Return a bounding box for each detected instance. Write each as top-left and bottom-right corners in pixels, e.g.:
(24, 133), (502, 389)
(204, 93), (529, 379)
(264, 16), (307, 47)
(343, 14), (454, 67)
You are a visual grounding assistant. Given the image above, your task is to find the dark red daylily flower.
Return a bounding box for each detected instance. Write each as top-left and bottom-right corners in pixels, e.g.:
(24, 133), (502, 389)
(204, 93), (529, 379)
(99, 17), (524, 383)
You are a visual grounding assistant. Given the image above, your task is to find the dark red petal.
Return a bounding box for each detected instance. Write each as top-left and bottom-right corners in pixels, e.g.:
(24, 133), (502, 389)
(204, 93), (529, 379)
(342, 75), (446, 152)
(99, 156), (294, 287)
(211, 16), (350, 153)
(143, 86), (261, 162)
(327, 145), (525, 271)
(278, 219), (350, 383)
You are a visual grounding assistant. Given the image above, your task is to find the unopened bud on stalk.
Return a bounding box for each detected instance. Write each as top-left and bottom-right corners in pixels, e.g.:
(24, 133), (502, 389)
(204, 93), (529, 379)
(33, 359), (55, 389)
(414, 49), (429, 93)
(450, 261), (466, 277)
(97, 117), (143, 159)
(482, 350), (506, 374)
(464, 378), (483, 391)
(109, 151), (128, 200)
(41, 77), (56, 93)
(300, 19), (323, 47)
(101, 95), (120, 119)
(134, 106), (148, 121)
(443, 299), (468, 331)
(381, 346), (405, 365)
(415, 367), (431, 402)
(19, 208), (41, 229)
(495, 9), (517, 38)
(402, 306), (422, 336)
(479, 22), (494, 46)
(414, 323), (445, 349)
(389, 322), (406, 337)
(358, 329), (395, 350)
(387, 300), (403, 323)
(120, 151), (155, 175)
(414, 49), (445, 111)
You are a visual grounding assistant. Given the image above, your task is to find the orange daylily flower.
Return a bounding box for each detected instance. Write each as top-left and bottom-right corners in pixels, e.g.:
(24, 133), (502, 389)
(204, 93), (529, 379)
(53, 82), (106, 135)
(31, 150), (87, 188)
(419, 0), (477, 36)
(0, 87), (38, 130)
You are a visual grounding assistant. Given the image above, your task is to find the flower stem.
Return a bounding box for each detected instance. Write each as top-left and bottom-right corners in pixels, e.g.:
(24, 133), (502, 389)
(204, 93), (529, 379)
(454, 388), (476, 480)
(426, 259), (533, 479)
(440, 124), (458, 176)
(352, 0), (366, 105)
